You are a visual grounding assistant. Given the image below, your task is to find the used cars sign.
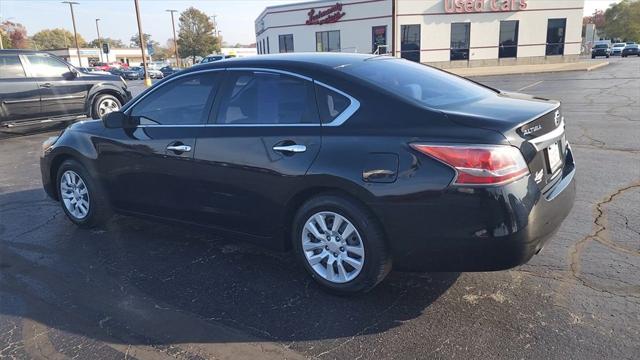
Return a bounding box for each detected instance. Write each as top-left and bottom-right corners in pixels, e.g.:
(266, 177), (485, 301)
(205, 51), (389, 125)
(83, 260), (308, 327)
(445, 0), (528, 13)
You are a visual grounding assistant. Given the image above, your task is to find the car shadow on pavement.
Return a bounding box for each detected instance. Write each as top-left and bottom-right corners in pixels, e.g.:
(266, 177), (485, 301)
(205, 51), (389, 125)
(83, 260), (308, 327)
(0, 188), (459, 347)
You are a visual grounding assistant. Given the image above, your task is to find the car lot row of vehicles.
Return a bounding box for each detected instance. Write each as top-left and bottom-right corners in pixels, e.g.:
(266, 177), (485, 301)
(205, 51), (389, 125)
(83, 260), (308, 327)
(592, 42), (640, 58)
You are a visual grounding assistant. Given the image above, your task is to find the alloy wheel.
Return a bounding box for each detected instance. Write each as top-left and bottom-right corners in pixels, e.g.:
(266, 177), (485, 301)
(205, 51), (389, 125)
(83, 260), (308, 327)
(60, 170), (90, 219)
(98, 98), (120, 117)
(301, 211), (365, 283)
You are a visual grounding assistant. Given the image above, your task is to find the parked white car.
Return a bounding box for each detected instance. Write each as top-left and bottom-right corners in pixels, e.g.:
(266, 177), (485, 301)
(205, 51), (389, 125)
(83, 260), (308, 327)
(611, 43), (627, 56)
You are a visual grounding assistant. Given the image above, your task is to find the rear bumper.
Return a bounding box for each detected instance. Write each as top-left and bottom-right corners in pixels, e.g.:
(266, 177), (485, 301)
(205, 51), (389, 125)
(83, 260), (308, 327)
(372, 146), (576, 272)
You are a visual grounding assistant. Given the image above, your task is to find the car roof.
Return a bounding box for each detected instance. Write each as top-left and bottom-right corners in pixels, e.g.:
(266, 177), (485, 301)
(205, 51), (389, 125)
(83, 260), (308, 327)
(0, 49), (51, 55)
(186, 53), (381, 74)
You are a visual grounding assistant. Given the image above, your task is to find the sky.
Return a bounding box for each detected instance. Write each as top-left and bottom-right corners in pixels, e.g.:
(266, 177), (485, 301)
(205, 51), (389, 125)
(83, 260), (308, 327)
(0, 0), (624, 46)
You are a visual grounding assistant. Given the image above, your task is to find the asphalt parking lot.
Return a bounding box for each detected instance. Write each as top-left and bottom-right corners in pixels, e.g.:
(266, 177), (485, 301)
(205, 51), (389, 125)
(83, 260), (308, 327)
(1, 57), (638, 359)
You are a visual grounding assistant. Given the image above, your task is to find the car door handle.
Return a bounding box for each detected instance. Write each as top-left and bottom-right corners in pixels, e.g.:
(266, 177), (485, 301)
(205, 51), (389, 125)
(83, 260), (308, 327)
(272, 144), (306, 153)
(166, 144), (192, 152)
(39, 83), (52, 88)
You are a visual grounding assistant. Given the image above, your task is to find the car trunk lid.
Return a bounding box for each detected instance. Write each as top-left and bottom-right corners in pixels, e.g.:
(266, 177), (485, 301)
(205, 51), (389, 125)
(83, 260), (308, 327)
(440, 91), (567, 192)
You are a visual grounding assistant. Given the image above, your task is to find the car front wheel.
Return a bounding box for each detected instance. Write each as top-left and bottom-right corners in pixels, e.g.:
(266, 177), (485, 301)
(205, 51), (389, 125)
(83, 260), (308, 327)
(92, 94), (122, 119)
(57, 159), (111, 228)
(292, 194), (392, 295)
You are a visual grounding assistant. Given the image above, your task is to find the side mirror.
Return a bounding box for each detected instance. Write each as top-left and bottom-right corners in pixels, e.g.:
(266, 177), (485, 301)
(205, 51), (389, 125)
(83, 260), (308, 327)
(63, 69), (78, 80)
(102, 111), (139, 129)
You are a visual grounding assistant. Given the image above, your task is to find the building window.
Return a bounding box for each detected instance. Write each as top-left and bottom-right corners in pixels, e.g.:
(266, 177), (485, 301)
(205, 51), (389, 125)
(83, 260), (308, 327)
(400, 24), (420, 62)
(316, 30), (340, 52)
(546, 18), (566, 55)
(258, 40), (262, 54)
(267, 37), (270, 54)
(499, 20), (519, 58)
(450, 23), (470, 61)
(279, 34), (294, 53)
(372, 26), (387, 54)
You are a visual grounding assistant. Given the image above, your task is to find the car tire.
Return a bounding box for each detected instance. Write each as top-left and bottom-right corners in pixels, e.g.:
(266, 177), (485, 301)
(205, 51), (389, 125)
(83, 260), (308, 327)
(292, 194), (392, 295)
(606, 55), (610, 58)
(56, 159), (111, 228)
(591, 55), (595, 59)
(92, 94), (122, 119)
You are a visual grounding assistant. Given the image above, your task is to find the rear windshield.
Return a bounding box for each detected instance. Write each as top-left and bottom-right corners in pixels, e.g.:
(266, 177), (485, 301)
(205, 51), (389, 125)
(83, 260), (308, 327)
(594, 44), (609, 48)
(338, 58), (495, 107)
(613, 44), (626, 47)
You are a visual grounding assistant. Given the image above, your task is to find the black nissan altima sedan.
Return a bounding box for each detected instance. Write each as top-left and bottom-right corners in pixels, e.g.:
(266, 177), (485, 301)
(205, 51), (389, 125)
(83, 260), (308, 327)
(40, 53), (576, 294)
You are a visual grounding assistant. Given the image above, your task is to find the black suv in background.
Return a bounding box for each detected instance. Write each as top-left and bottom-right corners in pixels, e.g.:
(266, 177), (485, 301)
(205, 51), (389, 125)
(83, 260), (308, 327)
(591, 44), (611, 58)
(0, 49), (131, 129)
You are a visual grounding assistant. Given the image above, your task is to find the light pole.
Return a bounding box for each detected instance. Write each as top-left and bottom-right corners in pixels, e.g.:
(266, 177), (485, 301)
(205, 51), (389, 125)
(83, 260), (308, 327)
(62, 1), (82, 66)
(166, 9), (180, 68)
(134, 0), (151, 87)
(95, 18), (103, 62)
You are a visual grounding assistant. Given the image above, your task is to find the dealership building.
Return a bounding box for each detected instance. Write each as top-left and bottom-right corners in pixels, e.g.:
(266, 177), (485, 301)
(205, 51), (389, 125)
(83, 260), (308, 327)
(255, 0), (585, 68)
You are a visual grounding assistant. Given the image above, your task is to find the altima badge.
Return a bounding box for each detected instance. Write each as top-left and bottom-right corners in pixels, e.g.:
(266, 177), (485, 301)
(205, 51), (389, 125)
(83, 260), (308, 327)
(534, 169), (544, 184)
(523, 125), (542, 136)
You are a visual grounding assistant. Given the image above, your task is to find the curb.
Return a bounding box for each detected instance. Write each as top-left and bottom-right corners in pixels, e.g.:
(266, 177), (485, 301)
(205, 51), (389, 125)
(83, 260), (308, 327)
(586, 61), (610, 71)
(448, 61), (610, 77)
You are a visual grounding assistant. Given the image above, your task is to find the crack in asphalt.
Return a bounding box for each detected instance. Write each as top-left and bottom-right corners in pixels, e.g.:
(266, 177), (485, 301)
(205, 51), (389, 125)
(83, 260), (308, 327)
(567, 183), (640, 298)
(311, 289), (408, 359)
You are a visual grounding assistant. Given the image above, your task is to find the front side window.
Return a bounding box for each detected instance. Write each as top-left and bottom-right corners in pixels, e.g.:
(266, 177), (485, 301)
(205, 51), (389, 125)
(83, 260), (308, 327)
(130, 72), (220, 125)
(338, 58), (495, 108)
(279, 34), (294, 53)
(400, 24), (420, 62)
(499, 21), (519, 58)
(546, 18), (566, 55)
(214, 71), (318, 125)
(0, 54), (26, 78)
(451, 23), (470, 61)
(25, 54), (70, 77)
(316, 31), (340, 52)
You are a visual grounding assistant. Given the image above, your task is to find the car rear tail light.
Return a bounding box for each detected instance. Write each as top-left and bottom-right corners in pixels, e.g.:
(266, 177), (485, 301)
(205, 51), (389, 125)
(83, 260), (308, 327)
(411, 144), (529, 185)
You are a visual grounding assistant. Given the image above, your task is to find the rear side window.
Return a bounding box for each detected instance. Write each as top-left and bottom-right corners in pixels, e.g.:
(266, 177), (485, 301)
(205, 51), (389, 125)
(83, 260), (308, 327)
(315, 85), (351, 124)
(130, 72), (220, 125)
(0, 55), (26, 78)
(338, 58), (495, 108)
(25, 54), (70, 77)
(214, 71), (318, 125)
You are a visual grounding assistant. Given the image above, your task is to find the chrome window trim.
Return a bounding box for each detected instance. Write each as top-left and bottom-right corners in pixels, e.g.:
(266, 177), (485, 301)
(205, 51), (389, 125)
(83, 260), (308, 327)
(313, 80), (361, 127)
(123, 68), (227, 114)
(226, 67), (312, 82)
(125, 67), (359, 128)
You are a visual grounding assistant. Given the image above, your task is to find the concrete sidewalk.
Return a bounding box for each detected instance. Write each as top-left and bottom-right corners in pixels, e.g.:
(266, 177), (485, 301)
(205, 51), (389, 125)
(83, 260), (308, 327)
(447, 61), (609, 77)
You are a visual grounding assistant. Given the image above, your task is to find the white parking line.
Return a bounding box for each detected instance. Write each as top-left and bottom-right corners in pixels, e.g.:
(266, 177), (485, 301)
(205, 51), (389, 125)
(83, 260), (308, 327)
(518, 80), (544, 92)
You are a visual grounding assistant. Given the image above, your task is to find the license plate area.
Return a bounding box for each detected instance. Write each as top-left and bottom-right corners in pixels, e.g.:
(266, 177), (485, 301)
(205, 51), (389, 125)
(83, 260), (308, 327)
(546, 142), (562, 173)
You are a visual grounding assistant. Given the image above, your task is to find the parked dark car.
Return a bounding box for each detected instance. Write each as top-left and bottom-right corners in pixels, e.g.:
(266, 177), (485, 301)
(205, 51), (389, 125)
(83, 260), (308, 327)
(122, 66), (143, 80)
(40, 54), (576, 294)
(591, 43), (611, 58)
(0, 49), (131, 128)
(160, 66), (180, 77)
(622, 44), (640, 57)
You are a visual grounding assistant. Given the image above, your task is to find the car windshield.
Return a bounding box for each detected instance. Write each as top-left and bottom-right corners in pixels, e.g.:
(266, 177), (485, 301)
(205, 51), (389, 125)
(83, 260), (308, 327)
(627, 45), (639, 48)
(338, 58), (495, 108)
(594, 44), (608, 49)
(613, 44), (626, 47)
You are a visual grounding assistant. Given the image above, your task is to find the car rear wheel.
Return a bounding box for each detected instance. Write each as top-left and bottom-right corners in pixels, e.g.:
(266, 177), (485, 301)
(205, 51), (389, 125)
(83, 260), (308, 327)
(92, 94), (122, 119)
(292, 194), (392, 295)
(57, 159), (111, 228)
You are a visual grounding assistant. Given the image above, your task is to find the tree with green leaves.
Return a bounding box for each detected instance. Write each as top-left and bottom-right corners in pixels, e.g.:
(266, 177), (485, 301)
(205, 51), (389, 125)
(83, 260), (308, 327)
(31, 28), (85, 50)
(177, 7), (219, 63)
(130, 32), (155, 48)
(602, 0), (640, 42)
(88, 37), (125, 48)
